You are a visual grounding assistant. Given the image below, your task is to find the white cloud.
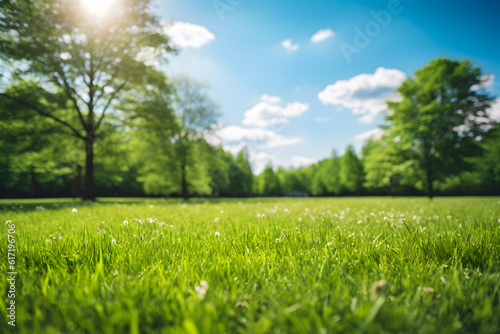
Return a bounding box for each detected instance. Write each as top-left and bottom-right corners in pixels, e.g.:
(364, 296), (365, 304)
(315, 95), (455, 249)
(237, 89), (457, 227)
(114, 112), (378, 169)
(318, 67), (407, 124)
(252, 152), (276, 174)
(260, 94), (282, 104)
(281, 38), (299, 51)
(223, 142), (248, 156)
(267, 137), (301, 148)
(311, 28), (335, 43)
(217, 125), (301, 148)
(488, 98), (500, 121)
(163, 21), (215, 49)
(291, 156), (317, 168)
(243, 95), (309, 128)
(471, 74), (494, 91)
(355, 128), (385, 141)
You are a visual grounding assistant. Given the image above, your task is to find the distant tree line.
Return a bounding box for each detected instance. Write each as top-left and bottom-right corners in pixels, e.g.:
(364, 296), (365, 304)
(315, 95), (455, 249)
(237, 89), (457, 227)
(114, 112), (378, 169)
(0, 1), (498, 199)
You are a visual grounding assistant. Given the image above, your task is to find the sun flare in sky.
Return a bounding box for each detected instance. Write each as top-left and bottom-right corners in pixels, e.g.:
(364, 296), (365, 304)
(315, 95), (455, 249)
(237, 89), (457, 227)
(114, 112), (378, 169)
(80, 0), (115, 19)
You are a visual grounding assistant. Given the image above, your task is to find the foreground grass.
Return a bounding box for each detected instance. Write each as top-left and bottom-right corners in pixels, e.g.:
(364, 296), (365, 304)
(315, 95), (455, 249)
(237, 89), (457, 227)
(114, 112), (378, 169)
(1, 197), (500, 333)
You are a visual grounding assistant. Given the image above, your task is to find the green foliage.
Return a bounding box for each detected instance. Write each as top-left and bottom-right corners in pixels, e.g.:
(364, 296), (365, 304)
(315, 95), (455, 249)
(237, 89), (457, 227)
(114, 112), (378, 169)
(129, 78), (219, 198)
(0, 0), (175, 199)
(259, 165), (282, 196)
(0, 81), (82, 196)
(477, 123), (500, 192)
(383, 58), (495, 197)
(339, 145), (364, 194)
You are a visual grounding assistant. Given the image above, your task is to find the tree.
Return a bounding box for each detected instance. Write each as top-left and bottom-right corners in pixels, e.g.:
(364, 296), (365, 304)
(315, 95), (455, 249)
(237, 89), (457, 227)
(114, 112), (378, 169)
(339, 145), (364, 194)
(386, 58), (495, 197)
(234, 149), (254, 196)
(324, 150), (342, 195)
(130, 78), (218, 199)
(171, 77), (219, 199)
(0, 81), (82, 197)
(362, 136), (421, 195)
(276, 167), (307, 195)
(0, 0), (174, 199)
(310, 161), (328, 196)
(475, 122), (500, 193)
(259, 165), (282, 196)
(217, 148), (253, 197)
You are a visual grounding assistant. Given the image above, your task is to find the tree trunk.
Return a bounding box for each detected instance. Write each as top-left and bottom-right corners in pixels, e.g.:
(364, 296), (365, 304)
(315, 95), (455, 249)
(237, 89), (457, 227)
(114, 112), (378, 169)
(426, 167), (434, 199)
(71, 164), (82, 198)
(181, 162), (188, 200)
(83, 139), (95, 200)
(29, 165), (37, 198)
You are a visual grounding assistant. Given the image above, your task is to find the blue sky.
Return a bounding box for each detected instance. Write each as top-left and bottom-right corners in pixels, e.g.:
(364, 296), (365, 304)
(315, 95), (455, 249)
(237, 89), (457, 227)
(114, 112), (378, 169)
(157, 0), (500, 173)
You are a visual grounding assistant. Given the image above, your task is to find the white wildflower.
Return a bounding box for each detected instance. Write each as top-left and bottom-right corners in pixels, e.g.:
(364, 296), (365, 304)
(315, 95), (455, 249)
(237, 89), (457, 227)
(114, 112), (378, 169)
(275, 238), (280, 243)
(72, 208), (78, 213)
(112, 238), (116, 244)
(195, 281), (209, 300)
(123, 220), (128, 225)
(214, 217), (220, 222)
(215, 231), (220, 236)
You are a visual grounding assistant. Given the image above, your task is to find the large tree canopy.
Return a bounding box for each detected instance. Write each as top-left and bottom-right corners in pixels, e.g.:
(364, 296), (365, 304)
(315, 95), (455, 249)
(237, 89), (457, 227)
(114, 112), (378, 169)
(130, 77), (219, 199)
(0, 0), (174, 199)
(369, 58), (495, 197)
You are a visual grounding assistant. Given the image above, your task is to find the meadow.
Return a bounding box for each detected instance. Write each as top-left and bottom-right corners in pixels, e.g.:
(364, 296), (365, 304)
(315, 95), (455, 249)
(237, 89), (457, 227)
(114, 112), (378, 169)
(1, 197), (500, 333)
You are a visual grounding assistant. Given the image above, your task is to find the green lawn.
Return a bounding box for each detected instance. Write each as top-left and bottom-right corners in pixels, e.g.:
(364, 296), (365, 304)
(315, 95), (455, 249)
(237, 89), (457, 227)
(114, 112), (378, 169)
(1, 197), (500, 333)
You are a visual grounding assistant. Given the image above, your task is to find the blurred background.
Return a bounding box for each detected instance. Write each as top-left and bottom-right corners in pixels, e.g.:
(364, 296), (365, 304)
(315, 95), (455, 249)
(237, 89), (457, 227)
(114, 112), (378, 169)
(0, 0), (499, 199)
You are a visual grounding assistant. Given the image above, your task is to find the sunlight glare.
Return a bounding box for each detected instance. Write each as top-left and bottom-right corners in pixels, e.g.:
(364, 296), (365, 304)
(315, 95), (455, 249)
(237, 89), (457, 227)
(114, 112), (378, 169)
(80, 0), (115, 19)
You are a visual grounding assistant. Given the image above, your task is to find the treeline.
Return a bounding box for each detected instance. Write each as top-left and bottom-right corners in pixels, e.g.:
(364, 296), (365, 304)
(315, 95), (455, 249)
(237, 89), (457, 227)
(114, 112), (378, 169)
(1, 118), (499, 199)
(2, 58), (500, 198)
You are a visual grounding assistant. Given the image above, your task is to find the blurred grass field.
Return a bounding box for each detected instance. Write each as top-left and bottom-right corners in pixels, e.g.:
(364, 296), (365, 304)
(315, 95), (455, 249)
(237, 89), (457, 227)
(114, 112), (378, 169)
(1, 197), (500, 333)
